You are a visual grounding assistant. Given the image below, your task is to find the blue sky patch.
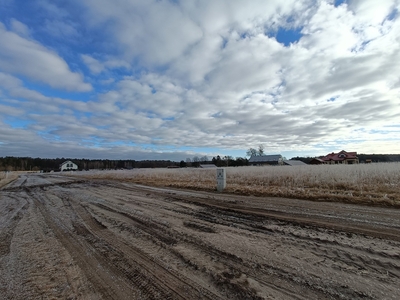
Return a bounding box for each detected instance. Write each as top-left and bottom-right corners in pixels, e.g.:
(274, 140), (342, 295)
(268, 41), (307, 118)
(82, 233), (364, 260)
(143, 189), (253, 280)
(327, 96), (339, 102)
(162, 117), (175, 121)
(221, 37), (228, 49)
(334, 0), (347, 7)
(387, 9), (398, 21)
(275, 27), (303, 47)
(211, 112), (223, 118)
(5, 119), (33, 129)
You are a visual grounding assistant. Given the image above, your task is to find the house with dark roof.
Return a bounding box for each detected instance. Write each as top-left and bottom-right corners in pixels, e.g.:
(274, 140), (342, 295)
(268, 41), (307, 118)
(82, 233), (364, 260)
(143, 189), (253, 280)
(318, 150), (359, 164)
(248, 154), (283, 166)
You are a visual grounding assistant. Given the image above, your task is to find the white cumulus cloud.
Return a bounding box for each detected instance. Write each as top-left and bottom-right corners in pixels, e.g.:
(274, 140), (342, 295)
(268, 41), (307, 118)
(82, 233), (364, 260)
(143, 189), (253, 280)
(0, 22), (91, 92)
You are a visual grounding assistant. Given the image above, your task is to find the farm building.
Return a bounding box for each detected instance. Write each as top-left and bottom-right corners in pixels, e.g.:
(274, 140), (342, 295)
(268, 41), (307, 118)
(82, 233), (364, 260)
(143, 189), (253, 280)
(312, 150), (359, 165)
(309, 158), (325, 165)
(199, 164), (217, 169)
(249, 154), (283, 166)
(283, 160), (307, 166)
(60, 160), (78, 171)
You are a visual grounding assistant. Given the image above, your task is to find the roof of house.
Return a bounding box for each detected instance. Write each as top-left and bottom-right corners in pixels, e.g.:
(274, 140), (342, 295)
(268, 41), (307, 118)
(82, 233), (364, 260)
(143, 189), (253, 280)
(249, 154), (282, 163)
(309, 158), (325, 163)
(60, 160), (75, 166)
(283, 160), (307, 166)
(321, 150), (358, 162)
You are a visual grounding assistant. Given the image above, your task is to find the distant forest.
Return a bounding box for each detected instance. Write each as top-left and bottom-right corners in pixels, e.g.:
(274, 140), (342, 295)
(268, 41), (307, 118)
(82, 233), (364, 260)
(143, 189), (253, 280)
(1, 154), (399, 172)
(0, 157), (176, 172)
(0, 156), (246, 171)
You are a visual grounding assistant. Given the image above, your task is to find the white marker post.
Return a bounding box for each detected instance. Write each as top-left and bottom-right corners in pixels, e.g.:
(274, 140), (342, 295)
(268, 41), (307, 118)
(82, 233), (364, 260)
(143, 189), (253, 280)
(216, 168), (226, 192)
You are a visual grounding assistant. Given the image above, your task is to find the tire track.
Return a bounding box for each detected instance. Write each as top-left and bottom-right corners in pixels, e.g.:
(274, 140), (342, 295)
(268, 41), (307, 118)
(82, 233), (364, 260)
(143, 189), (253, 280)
(0, 194), (28, 257)
(70, 186), (335, 299)
(27, 188), (139, 299)
(113, 182), (400, 242)
(92, 182), (400, 298)
(69, 198), (224, 300)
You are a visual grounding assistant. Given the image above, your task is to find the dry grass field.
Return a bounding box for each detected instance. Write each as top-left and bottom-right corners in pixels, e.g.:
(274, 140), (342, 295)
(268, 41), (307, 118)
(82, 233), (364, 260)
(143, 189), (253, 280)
(0, 171), (21, 189)
(71, 163), (400, 207)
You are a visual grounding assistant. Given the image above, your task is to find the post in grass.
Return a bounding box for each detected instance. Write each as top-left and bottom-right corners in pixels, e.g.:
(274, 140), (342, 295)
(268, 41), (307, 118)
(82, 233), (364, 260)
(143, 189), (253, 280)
(216, 168), (226, 192)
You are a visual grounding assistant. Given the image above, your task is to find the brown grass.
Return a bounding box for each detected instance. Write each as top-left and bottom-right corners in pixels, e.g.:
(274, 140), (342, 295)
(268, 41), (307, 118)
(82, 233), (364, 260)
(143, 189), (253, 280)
(0, 172), (20, 188)
(70, 163), (400, 207)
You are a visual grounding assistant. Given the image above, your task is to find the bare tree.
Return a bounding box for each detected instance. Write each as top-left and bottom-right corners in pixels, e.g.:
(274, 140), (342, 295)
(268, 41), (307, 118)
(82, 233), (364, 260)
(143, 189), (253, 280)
(247, 145), (265, 157)
(192, 156), (200, 167)
(246, 148), (258, 157)
(200, 155), (208, 162)
(258, 144), (264, 156)
(223, 156), (234, 166)
(186, 158), (192, 167)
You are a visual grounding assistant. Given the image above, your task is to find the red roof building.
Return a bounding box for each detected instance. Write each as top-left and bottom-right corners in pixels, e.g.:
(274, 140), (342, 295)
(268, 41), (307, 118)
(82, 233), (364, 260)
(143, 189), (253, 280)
(319, 150), (359, 164)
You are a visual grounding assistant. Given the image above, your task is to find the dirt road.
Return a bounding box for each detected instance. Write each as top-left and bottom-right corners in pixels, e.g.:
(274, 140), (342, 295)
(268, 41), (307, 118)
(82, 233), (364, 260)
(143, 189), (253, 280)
(1, 173), (399, 299)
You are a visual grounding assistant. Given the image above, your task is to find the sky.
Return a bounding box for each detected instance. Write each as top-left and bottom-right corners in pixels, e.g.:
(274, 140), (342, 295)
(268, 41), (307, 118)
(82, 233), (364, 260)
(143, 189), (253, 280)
(0, 0), (400, 161)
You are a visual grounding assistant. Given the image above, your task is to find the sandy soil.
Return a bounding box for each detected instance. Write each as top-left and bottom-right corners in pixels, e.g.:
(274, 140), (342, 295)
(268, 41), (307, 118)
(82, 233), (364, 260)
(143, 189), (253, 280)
(1, 173), (399, 299)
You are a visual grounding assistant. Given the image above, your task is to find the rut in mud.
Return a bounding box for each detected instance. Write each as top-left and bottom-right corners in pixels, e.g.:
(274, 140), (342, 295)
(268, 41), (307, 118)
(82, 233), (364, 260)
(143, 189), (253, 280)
(1, 173), (400, 299)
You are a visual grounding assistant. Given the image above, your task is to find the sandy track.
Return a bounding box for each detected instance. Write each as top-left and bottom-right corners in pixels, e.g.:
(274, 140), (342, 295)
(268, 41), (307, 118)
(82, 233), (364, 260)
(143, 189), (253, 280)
(1, 174), (400, 299)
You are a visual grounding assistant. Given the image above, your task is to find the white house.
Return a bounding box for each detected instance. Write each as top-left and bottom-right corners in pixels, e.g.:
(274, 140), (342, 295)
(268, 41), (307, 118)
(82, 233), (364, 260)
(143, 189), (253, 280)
(60, 160), (78, 171)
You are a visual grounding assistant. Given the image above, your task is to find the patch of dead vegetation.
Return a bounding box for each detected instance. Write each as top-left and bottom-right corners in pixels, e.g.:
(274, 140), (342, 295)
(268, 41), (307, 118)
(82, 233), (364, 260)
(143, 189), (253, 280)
(70, 163), (400, 207)
(0, 172), (20, 188)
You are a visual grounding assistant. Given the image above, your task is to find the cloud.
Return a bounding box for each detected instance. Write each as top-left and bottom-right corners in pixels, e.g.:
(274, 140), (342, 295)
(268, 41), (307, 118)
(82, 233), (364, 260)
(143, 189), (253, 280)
(81, 54), (104, 75)
(77, 0), (204, 65)
(0, 72), (90, 120)
(10, 18), (31, 37)
(0, 22), (91, 91)
(0, 104), (23, 116)
(348, 0), (397, 25)
(81, 54), (131, 75)
(1, 0), (400, 159)
(100, 78), (115, 85)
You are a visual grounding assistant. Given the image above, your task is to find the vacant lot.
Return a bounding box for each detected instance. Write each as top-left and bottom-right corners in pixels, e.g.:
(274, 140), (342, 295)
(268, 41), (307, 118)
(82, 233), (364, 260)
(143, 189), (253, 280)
(1, 173), (399, 299)
(72, 163), (400, 206)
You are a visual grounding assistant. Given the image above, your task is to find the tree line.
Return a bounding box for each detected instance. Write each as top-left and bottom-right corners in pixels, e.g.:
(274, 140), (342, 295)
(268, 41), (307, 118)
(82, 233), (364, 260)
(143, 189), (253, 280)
(3, 153), (398, 172)
(0, 155), (251, 172)
(0, 157), (178, 172)
(181, 155), (249, 168)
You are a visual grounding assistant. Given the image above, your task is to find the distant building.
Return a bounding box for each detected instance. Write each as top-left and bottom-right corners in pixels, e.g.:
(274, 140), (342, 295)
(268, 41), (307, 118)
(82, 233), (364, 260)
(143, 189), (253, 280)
(314, 150), (359, 165)
(309, 158), (325, 165)
(248, 154), (283, 166)
(60, 160), (78, 171)
(283, 160), (307, 166)
(199, 164), (217, 169)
